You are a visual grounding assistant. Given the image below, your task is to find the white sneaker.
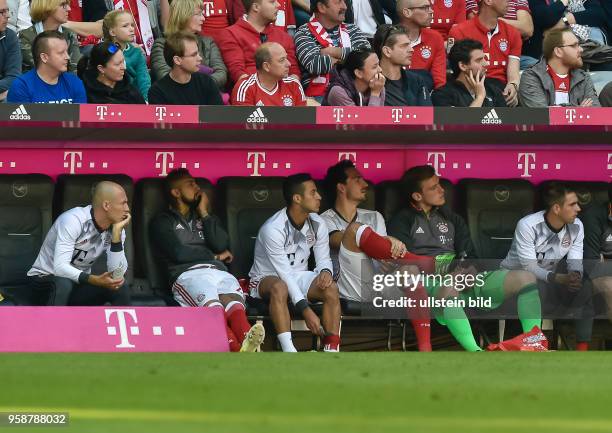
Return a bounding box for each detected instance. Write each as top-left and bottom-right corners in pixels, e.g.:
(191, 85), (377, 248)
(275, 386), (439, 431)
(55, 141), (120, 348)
(240, 321), (265, 352)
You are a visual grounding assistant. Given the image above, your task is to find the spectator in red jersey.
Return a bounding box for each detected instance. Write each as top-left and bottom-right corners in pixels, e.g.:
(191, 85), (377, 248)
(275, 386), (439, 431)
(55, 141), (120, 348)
(430, 0), (467, 41)
(519, 27), (599, 107)
(294, 0), (370, 102)
(465, 0), (533, 41)
(63, 0), (103, 49)
(216, 0), (300, 85)
(232, 42), (307, 105)
(20, 0), (82, 71)
(373, 24), (432, 105)
(148, 31), (223, 105)
(151, 0), (227, 88)
(397, 0), (446, 89)
(324, 48), (386, 105)
(448, 0), (521, 106)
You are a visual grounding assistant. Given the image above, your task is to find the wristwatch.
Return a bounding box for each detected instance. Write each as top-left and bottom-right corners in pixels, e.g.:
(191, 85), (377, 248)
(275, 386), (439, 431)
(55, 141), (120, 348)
(562, 15), (570, 27)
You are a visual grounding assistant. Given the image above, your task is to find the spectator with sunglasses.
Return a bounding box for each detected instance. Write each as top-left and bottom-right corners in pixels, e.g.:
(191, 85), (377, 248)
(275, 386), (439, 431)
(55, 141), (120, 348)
(8, 30), (86, 103)
(217, 0), (300, 85)
(19, 0), (81, 72)
(77, 41), (145, 104)
(373, 25), (432, 106)
(396, 0), (446, 89)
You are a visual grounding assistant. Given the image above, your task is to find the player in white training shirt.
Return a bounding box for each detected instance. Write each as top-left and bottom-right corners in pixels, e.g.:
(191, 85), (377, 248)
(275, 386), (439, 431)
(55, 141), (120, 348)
(250, 174), (341, 352)
(320, 160), (433, 351)
(27, 181), (131, 305)
(501, 183), (591, 350)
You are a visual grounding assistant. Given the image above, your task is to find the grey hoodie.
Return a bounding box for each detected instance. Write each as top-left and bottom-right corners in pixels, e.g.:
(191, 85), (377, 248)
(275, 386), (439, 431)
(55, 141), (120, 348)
(518, 59), (600, 107)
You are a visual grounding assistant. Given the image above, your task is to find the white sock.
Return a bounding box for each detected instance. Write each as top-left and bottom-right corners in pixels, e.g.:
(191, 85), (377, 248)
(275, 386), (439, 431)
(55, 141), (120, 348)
(277, 332), (297, 352)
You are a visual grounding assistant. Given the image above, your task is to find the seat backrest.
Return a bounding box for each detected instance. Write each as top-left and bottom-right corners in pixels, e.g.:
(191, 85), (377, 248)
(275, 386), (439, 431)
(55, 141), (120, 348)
(375, 178), (454, 222)
(134, 177), (213, 292)
(216, 177), (285, 278)
(538, 181), (610, 215)
(54, 174), (135, 283)
(460, 179), (535, 259)
(0, 174), (54, 287)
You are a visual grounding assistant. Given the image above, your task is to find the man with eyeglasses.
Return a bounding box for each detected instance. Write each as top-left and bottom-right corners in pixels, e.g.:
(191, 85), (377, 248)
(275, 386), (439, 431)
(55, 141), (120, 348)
(0, 0), (21, 102)
(397, 0), (446, 89)
(373, 24), (432, 106)
(217, 0), (300, 85)
(294, 0), (370, 102)
(519, 27), (599, 107)
(148, 32), (223, 105)
(7, 30), (86, 103)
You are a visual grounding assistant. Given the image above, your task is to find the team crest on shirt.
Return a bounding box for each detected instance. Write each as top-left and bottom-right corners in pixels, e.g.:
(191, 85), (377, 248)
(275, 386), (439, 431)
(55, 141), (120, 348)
(306, 233), (315, 244)
(420, 46), (432, 59)
(444, 0), (453, 7)
(498, 39), (508, 52)
(561, 233), (571, 248)
(282, 94), (295, 106)
(437, 222), (449, 233)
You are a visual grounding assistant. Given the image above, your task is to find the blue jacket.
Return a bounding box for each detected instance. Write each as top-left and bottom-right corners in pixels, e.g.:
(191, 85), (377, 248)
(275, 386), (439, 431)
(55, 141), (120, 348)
(0, 28), (22, 97)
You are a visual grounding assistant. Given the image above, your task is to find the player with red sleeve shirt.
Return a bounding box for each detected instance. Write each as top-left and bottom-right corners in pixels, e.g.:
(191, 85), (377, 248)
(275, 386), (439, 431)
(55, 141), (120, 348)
(448, 0), (521, 106)
(430, 0), (466, 41)
(397, 0), (447, 89)
(232, 42), (307, 106)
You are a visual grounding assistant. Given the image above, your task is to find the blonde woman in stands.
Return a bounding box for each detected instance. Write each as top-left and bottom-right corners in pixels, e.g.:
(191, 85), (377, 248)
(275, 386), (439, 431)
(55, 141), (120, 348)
(19, 0), (81, 72)
(150, 0), (227, 89)
(103, 9), (150, 101)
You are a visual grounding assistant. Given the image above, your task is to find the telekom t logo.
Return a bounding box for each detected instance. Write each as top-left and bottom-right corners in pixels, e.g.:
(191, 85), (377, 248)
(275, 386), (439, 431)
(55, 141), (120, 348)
(391, 108), (403, 123)
(333, 108), (345, 123)
(518, 153), (536, 177)
(155, 106), (167, 121)
(565, 109), (577, 124)
(247, 152), (266, 176)
(64, 151), (82, 174)
(96, 106), (108, 120)
(427, 152), (446, 175)
(105, 309), (138, 349)
(156, 152), (174, 176)
(338, 152), (357, 162)
(202, 1), (214, 16)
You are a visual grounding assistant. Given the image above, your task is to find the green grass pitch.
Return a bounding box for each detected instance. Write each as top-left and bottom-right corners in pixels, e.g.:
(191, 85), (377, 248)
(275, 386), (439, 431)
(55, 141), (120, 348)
(1, 353), (611, 433)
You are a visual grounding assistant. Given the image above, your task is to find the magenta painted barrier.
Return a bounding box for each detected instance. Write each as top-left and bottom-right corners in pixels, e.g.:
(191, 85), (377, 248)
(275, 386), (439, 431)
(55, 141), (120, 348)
(0, 146), (609, 183)
(0, 307), (229, 352)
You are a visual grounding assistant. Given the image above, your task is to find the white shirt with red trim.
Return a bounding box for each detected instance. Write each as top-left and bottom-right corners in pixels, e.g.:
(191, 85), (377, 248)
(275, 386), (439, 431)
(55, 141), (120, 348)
(448, 16), (522, 84)
(547, 65), (571, 105)
(232, 73), (307, 106)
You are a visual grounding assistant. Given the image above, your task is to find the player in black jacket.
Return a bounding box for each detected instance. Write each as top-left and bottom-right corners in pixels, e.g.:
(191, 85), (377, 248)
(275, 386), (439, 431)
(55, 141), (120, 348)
(151, 169), (264, 352)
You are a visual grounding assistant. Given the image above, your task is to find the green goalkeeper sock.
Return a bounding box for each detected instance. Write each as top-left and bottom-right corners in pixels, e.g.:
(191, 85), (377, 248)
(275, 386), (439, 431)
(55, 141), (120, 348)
(442, 306), (482, 352)
(517, 283), (541, 332)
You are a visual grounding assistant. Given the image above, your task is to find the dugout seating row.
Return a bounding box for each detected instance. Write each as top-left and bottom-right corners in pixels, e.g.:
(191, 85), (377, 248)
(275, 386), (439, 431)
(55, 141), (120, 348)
(0, 174), (609, 311)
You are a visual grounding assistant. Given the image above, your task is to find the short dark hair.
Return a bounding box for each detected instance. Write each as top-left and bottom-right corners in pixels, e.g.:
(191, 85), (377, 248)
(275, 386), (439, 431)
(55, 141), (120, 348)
(243, 0), (262, 13)
(283, 173), (313, 206)
(163, 32), (198, 67)
(324, 160), (355, 204)
(32, 30), (66, 69)
(401, 165), (436, 204)
(311, 0), (328, 15)
(164, 168), (193, 201)
(542, 182), (575, 210)
(448, 39), (483, 78)
(372, 24), (408, 59)
(341, 48), (376, 79)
